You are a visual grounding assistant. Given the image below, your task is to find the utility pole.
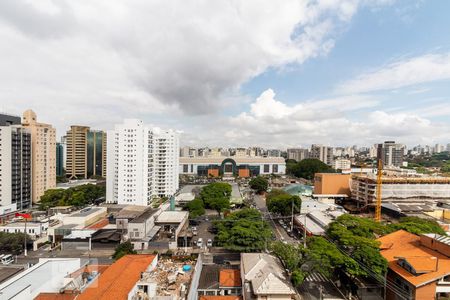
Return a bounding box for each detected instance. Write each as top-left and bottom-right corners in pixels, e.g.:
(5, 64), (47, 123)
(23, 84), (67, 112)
(303, 213), (307, 248)
(290, 200), (294, 233)
(24, 218), (27, 257)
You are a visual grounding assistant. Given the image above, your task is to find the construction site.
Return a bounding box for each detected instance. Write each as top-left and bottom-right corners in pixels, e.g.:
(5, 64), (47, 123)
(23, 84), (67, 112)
(351, 174), (450, 206)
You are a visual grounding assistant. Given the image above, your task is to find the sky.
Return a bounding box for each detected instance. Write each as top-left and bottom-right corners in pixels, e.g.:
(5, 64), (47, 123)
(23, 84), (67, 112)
(1, 0), (450, 148)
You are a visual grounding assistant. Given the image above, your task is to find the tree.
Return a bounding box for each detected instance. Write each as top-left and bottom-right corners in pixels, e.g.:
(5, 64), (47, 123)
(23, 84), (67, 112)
(112, 241), (137, 260)
(186, 198), (205, 218)
(249, 176), (268, 194)
(286, 158), (334, 179)
(388, 216), (446, 235)
(38, 184), (106, 210)
(266, 190), (301, 216)
(291, 269), (306, 286)
(215, 209), (272, 252)
(200, 182), (232, 215)
(271, 241), (304, 271)
(326, 215), (388, 278)
(0, 232), (31, 255)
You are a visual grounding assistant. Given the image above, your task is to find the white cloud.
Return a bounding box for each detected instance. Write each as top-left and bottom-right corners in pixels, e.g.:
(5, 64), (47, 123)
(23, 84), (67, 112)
(0, 0), (386, 136)
(336, 53), (450, 94)
(199, 89), (450, 148)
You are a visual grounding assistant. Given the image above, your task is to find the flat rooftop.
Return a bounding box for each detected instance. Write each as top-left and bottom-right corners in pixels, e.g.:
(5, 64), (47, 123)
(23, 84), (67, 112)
(116, 205), (149, 219)
(180, 156), (286, 164)
(69, 207), (104, 218)
(0, 266), (23, 284)
(156, 211), (188, 223)
(0, 222), (41, 228)
(130, 208), (158, 223)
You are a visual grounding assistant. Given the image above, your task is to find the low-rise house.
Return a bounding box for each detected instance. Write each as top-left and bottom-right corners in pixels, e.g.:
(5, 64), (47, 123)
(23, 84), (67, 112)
(294, 210), (344, 236)
(77, 255), (158, 300)
(240, 253), (296, 300)
(0, 221), (48, 238)
(378, 230), (450, 300)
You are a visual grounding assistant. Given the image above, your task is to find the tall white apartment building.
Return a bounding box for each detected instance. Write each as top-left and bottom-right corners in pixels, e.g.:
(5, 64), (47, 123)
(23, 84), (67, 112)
(106, 119), (179, 206)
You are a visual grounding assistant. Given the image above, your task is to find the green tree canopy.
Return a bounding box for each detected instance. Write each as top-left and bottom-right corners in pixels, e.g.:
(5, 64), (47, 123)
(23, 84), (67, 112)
(270, 241), (304, 271)
(215, 208), (272, 252)
(0, 232), (31, 255)
(200, 182), (232, 215)
(286, 158), (334, 179)
(185, 198), (205, 218)
(112, 241), (137, 260)
(388, 216), (447, 235)
(39, 184), (106, 210)
(249, 176), (269, 194)
(266, 190), (301, 216)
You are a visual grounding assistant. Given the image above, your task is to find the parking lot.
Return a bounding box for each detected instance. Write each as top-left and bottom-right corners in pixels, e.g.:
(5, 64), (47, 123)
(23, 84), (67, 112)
(190, 211), (217, 249)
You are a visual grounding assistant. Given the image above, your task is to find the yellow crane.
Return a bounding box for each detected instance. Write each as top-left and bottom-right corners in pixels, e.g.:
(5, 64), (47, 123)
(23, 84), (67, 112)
(375, 159), (383, 222)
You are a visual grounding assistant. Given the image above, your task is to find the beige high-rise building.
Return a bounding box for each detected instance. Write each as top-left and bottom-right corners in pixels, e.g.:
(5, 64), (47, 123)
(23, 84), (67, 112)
(22, 109), (56, 203)
(66, 125), (107, 179)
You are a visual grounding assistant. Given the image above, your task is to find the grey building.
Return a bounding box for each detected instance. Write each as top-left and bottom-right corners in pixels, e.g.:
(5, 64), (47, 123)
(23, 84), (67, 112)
(378, 141), (405, 167)
(310, 144), (334, 166)
(287, 148), (309, 161)
(0, 114), (32, 210)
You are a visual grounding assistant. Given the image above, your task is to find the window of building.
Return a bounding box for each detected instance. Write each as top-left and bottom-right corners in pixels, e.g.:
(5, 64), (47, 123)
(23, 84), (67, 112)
(273, 164), (278, 173)
(183, 164), (189, 173)
(263, 164), (270, 173)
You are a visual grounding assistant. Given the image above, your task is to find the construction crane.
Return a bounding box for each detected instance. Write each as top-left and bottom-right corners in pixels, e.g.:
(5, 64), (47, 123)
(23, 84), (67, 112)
(375, 158), (383, 222)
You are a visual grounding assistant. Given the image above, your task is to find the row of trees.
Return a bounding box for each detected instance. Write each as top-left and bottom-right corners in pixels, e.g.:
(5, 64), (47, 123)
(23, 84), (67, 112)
(286, 158), (334, 179)
(266, 189), (301, 216)
(186, 182), (232, 217)
(214, 208), (272, 252)
(39, 184), (106, 210)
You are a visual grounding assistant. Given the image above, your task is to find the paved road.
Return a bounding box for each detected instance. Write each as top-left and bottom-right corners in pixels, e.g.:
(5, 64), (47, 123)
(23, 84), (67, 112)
(253, 194), (297, 243)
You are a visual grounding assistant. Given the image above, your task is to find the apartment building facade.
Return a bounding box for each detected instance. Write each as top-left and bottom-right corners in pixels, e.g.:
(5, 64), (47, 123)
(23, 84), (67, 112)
(287, 148), (309, 162)
(310, 144), (334, 166)
(378, 141), (406, 168)
(0, 114), (32, 209)
(66, 126), (107, 179)
(22, 109), (56, 203)
(106, 119), (179, 206)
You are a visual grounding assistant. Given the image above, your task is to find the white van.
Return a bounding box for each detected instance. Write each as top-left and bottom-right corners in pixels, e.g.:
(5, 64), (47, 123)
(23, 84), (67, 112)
(1, 254), (13, 265)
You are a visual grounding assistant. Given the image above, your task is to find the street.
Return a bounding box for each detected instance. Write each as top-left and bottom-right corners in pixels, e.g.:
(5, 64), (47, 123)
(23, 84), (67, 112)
(253, 194), (297, 243)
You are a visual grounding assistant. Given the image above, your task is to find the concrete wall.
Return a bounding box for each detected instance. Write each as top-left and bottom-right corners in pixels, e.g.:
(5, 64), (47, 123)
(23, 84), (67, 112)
(314, 173), (351, 196)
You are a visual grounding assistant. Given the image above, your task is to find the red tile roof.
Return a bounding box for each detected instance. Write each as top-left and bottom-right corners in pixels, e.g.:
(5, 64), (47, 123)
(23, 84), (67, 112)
(77, 255), (156, 300)
(219, 269), (241, 287)
(86, 218), (109, 229)
(378, 230), (450, 287)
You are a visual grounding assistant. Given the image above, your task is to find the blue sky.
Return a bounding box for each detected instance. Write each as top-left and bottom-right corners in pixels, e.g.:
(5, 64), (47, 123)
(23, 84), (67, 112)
(0, 0), (449, 148)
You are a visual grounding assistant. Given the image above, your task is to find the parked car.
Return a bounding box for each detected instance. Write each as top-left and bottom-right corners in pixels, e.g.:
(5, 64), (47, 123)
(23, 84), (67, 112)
(207, 239), (213, 247)
(207, 226), (218, 234)
(197, 238), (203, 248)
(192, 227), (198, 236)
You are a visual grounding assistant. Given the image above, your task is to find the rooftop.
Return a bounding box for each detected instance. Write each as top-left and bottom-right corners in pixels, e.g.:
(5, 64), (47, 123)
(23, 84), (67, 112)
(180, 156), (285, 164)
(77, 255), (156, 300)
(0, 266), (23, 284)
(200, 296), (242, 300)
(115, 205), (149, 219)
(156, 211), (188, 224)
(69, 207), (104, 218)
(129, 208), (158, 223)
(219, 269), (241, 288)
(378, 230), (450, 287)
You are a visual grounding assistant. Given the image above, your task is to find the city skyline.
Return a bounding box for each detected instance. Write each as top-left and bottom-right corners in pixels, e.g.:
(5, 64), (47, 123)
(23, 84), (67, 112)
(1, 1), (450, 147)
